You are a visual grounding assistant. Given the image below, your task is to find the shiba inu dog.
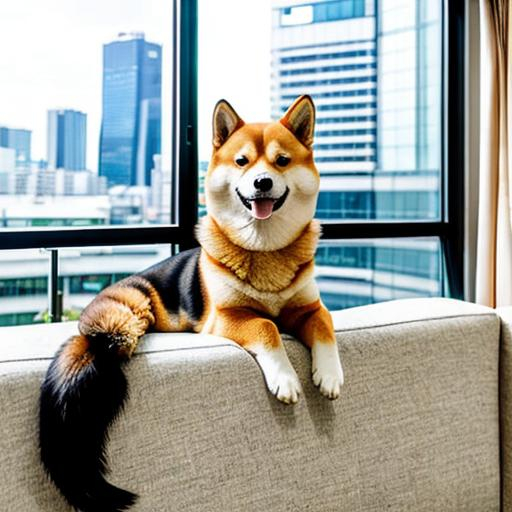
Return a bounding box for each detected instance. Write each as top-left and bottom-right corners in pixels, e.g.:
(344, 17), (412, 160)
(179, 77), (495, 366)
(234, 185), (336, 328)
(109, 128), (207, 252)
(39, 95), (344, 511)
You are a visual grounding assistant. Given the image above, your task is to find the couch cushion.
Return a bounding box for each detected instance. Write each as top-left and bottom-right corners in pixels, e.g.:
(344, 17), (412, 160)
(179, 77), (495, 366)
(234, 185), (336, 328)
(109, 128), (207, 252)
(497, 306), (512, 510)
(0, 298), (501, 511)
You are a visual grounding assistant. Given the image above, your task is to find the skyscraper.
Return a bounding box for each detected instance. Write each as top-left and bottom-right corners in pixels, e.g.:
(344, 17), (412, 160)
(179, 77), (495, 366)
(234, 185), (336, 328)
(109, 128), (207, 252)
(271, 0), (443, 309)
(98, 32), (162, 187)
(272, 0), (377, 218)
(376, 0), (441, 219)
(0, 127), (31, 165)
(47, 109), (87, 170)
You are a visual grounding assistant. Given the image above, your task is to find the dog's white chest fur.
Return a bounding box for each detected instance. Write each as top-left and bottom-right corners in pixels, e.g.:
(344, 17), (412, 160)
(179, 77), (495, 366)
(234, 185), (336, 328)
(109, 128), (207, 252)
(200, 250), (319, 318)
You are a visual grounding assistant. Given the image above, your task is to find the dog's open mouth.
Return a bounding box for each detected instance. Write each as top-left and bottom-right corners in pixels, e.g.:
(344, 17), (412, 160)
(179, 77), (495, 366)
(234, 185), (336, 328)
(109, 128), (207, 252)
(236, 187), (289, 220)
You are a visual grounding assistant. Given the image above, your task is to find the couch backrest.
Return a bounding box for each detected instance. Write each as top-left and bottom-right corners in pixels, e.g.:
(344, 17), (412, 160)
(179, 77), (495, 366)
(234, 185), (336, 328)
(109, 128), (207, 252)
(0, 298), (502, 511)
(498, 307), (512, 511)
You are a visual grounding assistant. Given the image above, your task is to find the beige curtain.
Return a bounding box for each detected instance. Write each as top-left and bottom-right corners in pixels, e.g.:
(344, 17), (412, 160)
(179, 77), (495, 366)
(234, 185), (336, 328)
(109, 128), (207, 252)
(476, 0), (512, 307)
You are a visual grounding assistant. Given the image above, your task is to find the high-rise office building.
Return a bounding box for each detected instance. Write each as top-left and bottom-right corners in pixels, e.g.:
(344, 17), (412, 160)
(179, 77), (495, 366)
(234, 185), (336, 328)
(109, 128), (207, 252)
(272, 0), (378, 219)
(98, 32), (162, 187)
(0, 127), (31, 165)
(376, 0), (441, 219)
(271, 0), (443, 309)
(47, 109), (87, 171)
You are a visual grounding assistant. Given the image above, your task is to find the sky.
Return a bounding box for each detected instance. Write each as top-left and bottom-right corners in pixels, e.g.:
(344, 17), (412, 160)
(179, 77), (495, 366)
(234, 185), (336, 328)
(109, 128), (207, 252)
(0, 0), (272, 171)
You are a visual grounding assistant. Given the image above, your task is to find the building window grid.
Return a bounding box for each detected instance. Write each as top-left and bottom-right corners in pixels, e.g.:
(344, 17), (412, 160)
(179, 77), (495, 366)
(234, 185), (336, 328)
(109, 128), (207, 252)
(281, 75), (377, 88)
(316, 128), (376, 136)
(316, 245), (439, 279)
(316, 155), (374, 162)
(278, 102), (377, 114)
(280, 48), (376, 64)
(280, 62), (377, 76)
(0, 277), (48, 297)
(315, 142), (376, 150)
(316, 115), (377, 124)
(281, 88), (377, 101)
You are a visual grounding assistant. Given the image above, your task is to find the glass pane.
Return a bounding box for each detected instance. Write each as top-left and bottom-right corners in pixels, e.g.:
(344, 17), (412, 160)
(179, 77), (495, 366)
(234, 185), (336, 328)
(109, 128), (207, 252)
(316, 238), (444, 310)
(198, 0), (442, 221)
(0, 2), (173, 227)
(58, 245), (172, 320)
(0, 250), (49, 326)
(0, 245), (171, 327)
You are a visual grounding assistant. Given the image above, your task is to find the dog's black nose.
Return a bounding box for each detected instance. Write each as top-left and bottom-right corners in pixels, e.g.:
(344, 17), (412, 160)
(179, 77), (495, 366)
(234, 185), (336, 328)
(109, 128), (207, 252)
(254, 177), (273, 192)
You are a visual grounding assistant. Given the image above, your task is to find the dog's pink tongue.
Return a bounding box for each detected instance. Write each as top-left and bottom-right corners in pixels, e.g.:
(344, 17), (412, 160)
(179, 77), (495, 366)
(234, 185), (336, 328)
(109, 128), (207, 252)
(251, 199), (274, 220)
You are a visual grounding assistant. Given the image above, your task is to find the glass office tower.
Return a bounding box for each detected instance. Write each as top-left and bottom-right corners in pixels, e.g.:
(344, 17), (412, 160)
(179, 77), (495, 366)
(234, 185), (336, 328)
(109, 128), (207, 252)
(271, 0), (443, 308)
(0, 127), (32, 165)
(47, 109), (87, 171)
(376, 0), (442, 219)
(98, 32), (162, 187)
(272, 0), (378, 218)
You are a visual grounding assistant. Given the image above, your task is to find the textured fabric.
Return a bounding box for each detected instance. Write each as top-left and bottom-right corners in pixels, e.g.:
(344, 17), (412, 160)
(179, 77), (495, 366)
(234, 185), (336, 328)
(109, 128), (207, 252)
(497, 307), (512, 509)
(0, 299), (501, 511)
(330, 297), (494, 331)
(476, 0), (512, 307)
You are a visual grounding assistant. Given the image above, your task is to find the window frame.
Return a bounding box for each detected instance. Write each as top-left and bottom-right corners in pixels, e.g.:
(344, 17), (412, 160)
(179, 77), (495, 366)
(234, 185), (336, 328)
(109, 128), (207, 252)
(0, 0), (464, 301)
(0, 0), (198, 251)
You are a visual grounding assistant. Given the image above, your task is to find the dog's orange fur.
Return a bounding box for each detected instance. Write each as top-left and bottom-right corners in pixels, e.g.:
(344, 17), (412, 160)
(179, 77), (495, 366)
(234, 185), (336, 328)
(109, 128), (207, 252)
(57, 334), (93, 380)
(210, 307), (282, 351)
(209, 122), (316, 175)
(279, 300), (336, 347)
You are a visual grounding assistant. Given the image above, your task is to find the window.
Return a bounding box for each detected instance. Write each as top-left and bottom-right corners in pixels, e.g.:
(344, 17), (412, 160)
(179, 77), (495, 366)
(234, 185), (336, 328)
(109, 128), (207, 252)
(0, 0), (464, 325)
(0, 250), (48, 326)
(198, 0), (463, 310)
(0, 0), (193, 237)
(316, 238), (444, 310)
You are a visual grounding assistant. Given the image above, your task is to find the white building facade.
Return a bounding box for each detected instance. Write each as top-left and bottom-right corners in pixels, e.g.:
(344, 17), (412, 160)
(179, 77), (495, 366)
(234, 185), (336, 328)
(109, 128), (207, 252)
(271, 0), (444, 309)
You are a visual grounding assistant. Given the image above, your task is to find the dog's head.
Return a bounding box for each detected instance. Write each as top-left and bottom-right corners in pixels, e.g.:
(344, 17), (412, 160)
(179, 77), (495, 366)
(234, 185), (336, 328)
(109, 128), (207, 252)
(205, 95), (319, 251)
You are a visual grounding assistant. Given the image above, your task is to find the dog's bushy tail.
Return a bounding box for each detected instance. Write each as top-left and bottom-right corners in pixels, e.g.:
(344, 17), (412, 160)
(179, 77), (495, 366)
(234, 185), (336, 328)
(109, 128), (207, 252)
(39, 333), (138, 511)
(39, 280), (157, 511)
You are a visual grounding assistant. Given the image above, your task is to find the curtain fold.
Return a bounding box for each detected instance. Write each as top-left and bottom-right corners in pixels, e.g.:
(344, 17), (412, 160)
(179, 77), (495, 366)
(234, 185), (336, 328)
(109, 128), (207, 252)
(476, 0), (512, 307)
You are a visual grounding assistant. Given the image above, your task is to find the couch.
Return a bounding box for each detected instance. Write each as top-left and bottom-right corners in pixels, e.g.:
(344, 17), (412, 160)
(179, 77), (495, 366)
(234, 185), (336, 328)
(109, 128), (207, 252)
(0, 298), (510, 511)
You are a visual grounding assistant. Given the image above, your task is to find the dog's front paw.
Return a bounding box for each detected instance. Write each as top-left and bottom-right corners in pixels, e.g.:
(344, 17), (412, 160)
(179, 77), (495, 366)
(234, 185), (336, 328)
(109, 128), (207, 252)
(312, 342), (344, 400)
(267, 370), (301, 404)
(254, 345), (301, 404)
(312, 368), (343, 399)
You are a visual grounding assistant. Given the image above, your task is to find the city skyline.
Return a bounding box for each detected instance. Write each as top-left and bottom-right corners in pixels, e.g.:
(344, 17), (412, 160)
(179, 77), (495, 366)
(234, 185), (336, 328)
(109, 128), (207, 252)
(0, 0), (272, 172)
(0, 0), (173, 173)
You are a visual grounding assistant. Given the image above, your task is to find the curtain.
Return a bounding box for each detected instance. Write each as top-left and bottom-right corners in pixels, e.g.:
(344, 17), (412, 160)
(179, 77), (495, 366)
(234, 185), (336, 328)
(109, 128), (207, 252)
(476, 0), (512, 307)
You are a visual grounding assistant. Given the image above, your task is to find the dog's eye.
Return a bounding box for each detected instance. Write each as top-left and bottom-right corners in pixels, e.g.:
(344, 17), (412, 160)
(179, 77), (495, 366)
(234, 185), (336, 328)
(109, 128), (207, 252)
(276, 155), (290, 167)
(235, 156), (249, 167)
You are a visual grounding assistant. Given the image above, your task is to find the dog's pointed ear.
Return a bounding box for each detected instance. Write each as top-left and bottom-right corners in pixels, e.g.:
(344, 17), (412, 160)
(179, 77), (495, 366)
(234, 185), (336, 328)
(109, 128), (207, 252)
(279, 95), (315, 148)
(212, 100), (244, 148)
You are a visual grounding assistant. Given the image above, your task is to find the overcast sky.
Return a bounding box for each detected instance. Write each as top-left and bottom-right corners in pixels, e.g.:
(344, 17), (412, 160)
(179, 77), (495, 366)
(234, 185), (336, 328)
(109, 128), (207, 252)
(0, 0), (272, 171)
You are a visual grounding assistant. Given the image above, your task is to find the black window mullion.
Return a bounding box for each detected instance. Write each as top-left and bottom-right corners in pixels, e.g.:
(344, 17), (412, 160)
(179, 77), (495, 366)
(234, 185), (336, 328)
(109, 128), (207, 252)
(442, 0), (465, 300)
(320, 221), (448, 240)
(0, 225), (189, 250)
(174, 0), (199, 250)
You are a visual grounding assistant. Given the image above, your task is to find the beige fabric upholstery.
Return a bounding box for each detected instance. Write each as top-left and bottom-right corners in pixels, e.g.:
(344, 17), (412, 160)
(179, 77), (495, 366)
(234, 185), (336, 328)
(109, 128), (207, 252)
(497, 307), (512, 509)
(0, 298), (501, 511)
